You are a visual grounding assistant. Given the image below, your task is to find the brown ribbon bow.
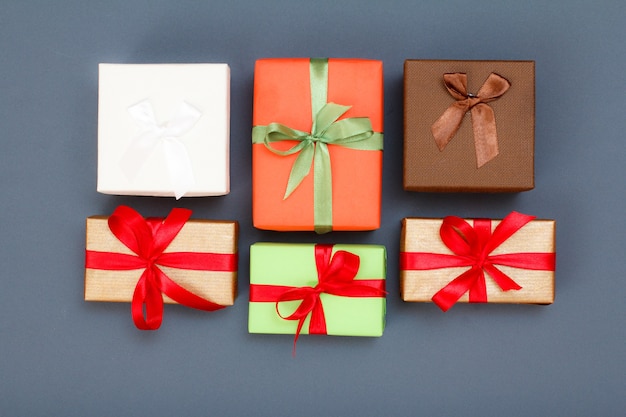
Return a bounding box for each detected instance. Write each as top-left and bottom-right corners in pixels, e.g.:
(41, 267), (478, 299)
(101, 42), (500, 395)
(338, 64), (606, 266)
(431, 73), (511, 168)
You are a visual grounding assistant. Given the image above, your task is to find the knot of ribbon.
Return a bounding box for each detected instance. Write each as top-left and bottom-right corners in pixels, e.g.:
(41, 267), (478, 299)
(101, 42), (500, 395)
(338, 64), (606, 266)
(399, 211), (555, 311)
(251, 58), (383, 234)
(255, 102), (380, 199)
(121, 100), (202, 199)
(431, 73), (510, 168)
(249, 244), (386, 354)
(85, 206), (237, 330)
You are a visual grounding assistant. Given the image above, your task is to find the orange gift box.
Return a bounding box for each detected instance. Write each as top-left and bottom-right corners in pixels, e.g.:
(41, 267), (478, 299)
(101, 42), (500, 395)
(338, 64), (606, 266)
(252, 58), (384, 232)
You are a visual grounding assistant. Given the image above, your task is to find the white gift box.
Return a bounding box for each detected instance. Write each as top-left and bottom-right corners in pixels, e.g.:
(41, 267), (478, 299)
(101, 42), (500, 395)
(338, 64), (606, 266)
(97, 63), (230, 198)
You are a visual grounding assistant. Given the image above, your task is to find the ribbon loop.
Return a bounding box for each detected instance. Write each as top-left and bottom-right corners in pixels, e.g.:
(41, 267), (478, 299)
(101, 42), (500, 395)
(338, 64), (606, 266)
(85, 206), (236, 329)
(476, 73), (511, 102)
(312, 103), (352, 135)
(431, 72), (510, 168)
(121, 100), (202, 199)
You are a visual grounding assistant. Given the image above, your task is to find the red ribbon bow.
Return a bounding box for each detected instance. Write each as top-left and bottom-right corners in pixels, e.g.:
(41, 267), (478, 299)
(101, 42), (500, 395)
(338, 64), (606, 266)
(431, 72), (511, 168)
(249, 244), (386, 353)
(400, 211), (555, 311)
(85, 206), (237, 330)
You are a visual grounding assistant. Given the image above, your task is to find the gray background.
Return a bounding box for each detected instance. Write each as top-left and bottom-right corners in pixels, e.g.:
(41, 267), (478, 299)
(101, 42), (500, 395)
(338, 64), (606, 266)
(1, 1), (624, 415)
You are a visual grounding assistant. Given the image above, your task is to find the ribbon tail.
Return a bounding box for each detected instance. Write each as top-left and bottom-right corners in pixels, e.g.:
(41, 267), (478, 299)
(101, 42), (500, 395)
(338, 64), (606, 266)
(471, 104), (499, 168)
(483, 263), (522, 291)
(162, 138), (195, 199)
(431, 267), (480, 312)
(131, 271), (163, 330)
(156, 267), (226, 311)
(292, 317), (307, 357)
(284, 143), (314, 199)
(292, 299), (326, 357)
(431, 104), (466, 151)
(119, 130), (159, 182)
(308, 302), (327, 335)
(468, 270), (488, 303)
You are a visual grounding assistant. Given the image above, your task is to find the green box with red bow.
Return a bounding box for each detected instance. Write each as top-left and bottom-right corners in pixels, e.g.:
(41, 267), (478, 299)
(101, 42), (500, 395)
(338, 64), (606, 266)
(249, 243), (386, 349)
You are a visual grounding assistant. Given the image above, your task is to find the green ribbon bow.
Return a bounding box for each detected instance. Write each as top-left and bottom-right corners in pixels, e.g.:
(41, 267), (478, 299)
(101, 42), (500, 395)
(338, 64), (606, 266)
(252, 58), (383, 234)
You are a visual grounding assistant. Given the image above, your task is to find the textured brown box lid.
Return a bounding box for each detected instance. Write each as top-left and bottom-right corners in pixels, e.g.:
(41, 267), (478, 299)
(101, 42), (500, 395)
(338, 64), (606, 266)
(400, 217), (555, 305)
(85, 217), (238, 306)
(403, 60), (535, 192)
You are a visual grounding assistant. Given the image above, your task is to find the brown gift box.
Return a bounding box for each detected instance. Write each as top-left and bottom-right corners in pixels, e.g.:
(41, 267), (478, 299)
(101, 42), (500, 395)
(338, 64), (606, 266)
(400, 217), (555, 306)
(85, 216), (238, 306)
(403, 60), (535, 192)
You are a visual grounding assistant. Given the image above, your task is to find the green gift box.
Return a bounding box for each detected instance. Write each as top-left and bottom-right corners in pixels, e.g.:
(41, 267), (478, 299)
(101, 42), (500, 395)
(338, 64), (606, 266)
(248, 243), (386, 339)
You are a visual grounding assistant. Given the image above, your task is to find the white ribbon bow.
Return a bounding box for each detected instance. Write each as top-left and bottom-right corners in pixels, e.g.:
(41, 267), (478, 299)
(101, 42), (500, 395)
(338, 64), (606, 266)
(120, 99), (202, 199)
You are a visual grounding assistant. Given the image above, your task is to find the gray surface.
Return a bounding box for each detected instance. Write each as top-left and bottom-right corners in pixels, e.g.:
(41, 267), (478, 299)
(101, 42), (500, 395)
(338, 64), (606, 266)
(1, 1), (624, 415)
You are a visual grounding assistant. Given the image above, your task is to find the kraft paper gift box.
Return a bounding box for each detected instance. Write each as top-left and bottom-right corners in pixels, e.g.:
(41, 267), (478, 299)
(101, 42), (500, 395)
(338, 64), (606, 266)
(399, 212), (555, 311)
(98, 63), (230, 199)
(403, 60), (535, 192)
(85, 206), (238, 329)
(252, 58), (384, 233)
(249, 243), (386, 340)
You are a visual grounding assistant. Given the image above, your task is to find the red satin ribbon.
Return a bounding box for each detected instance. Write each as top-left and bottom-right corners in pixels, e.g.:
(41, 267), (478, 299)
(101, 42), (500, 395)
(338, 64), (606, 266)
(85, 206), (237, 330)
(431, 72), (510, 168)
(249, 244), (386, 353)
(400, 211), (555, 312)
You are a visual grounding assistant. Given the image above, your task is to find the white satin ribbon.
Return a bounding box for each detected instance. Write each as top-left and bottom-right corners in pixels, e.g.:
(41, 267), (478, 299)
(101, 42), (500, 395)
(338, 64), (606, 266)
(120, 99), (202, 199)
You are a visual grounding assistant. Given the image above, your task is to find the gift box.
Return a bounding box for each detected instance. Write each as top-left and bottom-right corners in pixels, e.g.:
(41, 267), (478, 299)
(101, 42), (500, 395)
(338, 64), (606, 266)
(85, 206), (238, 329)
(400, 212), (555, 311)
(98, 63), (230, 199)
(252, 58), (384, 233)
(249, 243), (386, 346)
(403, 60), (535, 192)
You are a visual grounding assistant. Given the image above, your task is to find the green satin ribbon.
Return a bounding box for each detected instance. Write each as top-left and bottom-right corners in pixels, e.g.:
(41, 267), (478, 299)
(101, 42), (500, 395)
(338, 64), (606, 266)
(252, 58), (383, 234)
